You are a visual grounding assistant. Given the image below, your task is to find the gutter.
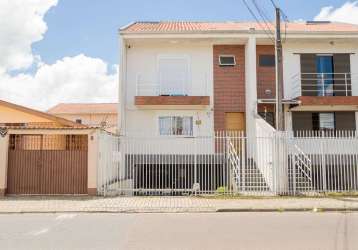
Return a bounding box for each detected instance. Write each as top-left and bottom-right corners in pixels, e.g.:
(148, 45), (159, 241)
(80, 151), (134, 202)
(119, 29), (358, 39)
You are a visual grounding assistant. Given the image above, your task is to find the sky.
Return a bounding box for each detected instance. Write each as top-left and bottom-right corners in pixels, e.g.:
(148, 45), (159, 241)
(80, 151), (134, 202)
(1, 0), (358, 110)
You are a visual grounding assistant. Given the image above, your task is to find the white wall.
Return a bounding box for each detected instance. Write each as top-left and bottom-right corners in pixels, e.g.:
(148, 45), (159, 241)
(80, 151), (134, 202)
(283, 41), (358, 99)
(126, 41), (213, 108)
(124, 40), (214, 136)
(126, 109), (213, 137)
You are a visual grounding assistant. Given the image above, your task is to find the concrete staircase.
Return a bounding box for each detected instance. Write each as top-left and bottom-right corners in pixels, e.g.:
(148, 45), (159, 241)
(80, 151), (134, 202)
(287, 144), (313, 194)
(236, 160), (270, 192)
(288, 164), (312, 193)
(227, 139), (270, 193)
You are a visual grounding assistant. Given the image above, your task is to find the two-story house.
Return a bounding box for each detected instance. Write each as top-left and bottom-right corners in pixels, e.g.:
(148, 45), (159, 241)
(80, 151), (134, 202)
(108, 21), (358, 196)
(118, 21), (358, 138)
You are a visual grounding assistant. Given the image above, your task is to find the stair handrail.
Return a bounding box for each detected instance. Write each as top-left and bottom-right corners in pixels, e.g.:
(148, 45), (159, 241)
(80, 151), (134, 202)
(227, 138), (241, 188)
(291, 143), (312, 182)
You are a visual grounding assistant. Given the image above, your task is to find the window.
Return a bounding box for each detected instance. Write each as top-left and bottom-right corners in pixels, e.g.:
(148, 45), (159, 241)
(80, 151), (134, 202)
(316, 55), (334, 96)
(75, 119), (82, 124)
(259, 55), (275, 67)
(312, 113), (335, 131)
(158, 56), (189, 96)
(159, 116), (193, 136)
(219, 55), (236, 66)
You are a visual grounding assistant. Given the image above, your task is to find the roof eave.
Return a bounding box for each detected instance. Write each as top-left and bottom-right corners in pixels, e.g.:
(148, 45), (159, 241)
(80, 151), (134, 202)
(120, 30), (358, 39)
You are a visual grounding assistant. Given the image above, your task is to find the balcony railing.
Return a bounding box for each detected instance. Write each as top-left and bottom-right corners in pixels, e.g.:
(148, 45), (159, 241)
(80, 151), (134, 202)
(291, 73), (354, 98)
(135, 73), (209, 96)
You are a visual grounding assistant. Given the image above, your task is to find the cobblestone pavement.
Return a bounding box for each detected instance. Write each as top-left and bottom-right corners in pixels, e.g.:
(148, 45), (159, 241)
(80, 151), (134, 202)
(0, 196), (358, 213)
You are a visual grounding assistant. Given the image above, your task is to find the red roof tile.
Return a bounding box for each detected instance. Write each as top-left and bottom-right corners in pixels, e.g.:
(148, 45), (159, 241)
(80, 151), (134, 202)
(121, 21), (358, 34)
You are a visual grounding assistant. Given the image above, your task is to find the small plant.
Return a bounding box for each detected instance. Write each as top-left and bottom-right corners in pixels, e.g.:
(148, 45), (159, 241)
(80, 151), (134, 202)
(216, 186), (228, 194)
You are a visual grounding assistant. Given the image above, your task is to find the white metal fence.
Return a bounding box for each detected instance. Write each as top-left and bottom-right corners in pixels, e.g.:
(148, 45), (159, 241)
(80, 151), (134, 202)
(97, 130), (358, 196)
(135, 73), (209, 96)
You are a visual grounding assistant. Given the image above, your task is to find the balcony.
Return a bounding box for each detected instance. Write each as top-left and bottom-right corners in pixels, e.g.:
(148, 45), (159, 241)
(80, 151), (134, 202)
(292, 73), (354, 97)
(134, 74), (210, 107)
(291, 73), (358, 106)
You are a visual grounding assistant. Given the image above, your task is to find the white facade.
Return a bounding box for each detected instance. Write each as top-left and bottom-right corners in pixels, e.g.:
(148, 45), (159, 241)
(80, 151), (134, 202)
(121, 40), (215, 137)
(119, 24), (358, 137)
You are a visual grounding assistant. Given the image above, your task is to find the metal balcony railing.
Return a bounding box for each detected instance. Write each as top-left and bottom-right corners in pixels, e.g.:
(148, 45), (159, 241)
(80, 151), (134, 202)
(291, 73), (354, 98)
(135, 73), (209, 96)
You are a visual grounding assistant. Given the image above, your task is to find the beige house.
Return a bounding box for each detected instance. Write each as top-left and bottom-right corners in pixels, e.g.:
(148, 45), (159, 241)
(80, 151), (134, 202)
(48, 103), (118, 133)
(0, 100), (99, 196)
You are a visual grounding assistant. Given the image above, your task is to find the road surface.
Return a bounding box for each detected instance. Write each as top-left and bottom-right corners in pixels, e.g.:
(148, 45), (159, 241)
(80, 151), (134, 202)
(0, 212), (357, 250)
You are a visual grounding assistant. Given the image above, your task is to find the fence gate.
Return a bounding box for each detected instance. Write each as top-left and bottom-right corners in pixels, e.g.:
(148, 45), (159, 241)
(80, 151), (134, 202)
(6, 134), (88, 195)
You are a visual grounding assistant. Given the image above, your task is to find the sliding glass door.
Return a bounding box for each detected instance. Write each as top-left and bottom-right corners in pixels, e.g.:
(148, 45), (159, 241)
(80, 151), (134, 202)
(316, 55), (334, 96)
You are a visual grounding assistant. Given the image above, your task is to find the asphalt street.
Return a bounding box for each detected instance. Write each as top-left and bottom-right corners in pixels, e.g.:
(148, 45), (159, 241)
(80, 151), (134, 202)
(0, 212), (357, 250)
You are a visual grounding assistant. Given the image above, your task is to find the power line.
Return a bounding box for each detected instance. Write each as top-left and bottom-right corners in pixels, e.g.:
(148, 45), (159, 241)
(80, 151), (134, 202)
(251, 0), (275, 30)
(269, 0), (289, 22)
(241, 0), (275, 42)
(269, 0), (278, 8)
(264, 0), (290, 43)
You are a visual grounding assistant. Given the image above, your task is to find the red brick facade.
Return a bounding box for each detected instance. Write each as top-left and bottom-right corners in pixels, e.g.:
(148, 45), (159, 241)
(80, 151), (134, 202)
(213, 45), (246, 131)
(256, 45), (276, 100)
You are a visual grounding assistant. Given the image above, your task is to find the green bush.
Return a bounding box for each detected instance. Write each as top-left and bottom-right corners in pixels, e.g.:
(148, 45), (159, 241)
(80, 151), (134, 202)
(216, 186), (228, 194)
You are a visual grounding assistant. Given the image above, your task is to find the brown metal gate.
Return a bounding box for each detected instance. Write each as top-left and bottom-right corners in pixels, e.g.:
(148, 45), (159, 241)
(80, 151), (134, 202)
(7, 134), (88, 195)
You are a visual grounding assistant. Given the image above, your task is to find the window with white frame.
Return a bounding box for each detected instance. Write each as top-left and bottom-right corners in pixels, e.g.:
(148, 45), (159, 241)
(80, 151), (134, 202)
(159, 116), (193, 136)
(312, 112), (335, 131)
(219, 55), (236, 66)
(319, 113), (335, 130)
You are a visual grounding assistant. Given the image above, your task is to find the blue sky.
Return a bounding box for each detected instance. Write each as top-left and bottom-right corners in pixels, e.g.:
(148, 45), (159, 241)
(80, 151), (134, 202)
(1, 0), (356, 110)
(33, 0), (348, 67)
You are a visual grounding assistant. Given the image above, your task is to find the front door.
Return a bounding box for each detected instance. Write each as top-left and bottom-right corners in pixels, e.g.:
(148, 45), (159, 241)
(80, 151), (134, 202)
(225, 112), (246, 155)
(225, 112), (246, 131)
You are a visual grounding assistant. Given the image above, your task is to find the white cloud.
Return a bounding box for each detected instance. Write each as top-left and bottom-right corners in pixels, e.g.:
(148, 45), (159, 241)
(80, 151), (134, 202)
(0, 0), (118, 110)
(0, 54), (118, 110)
(314, 1), (358, 24)
(0, 0), (58, 72)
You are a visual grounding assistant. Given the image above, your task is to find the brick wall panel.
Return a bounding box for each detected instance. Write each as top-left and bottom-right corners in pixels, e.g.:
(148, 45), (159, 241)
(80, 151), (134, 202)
(256, 45), (276, 99)
(213, 45), (246, 131)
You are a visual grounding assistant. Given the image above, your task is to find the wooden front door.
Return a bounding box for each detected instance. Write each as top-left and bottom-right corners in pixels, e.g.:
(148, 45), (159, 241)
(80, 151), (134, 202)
(225, 112), (246, 131)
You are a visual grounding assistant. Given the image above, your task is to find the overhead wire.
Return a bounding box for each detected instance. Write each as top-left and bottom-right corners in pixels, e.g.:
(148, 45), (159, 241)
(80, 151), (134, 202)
(241, 0), (275, 43)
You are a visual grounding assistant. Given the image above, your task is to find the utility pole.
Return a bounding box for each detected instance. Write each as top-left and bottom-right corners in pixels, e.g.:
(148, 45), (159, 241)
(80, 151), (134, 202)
(275, 7), (285, 131)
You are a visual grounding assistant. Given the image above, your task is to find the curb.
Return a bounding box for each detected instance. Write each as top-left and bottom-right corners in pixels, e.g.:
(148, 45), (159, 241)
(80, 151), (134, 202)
(217, 207), (358, 213)
(0, 207), (358, 214)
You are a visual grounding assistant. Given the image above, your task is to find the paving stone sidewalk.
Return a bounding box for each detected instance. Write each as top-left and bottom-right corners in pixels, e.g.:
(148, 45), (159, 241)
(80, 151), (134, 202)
(0, 196), (358, 213)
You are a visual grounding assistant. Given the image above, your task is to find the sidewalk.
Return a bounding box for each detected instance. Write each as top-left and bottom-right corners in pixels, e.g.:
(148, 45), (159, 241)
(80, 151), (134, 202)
(1, 196), (358, 213)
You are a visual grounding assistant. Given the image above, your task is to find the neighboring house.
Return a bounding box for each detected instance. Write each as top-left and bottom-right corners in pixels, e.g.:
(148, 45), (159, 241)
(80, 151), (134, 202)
(0, 99), (86, 129)
(48, 103), (118, 133)
(118, 21), (358, 137)
(0, 100), (99, 196)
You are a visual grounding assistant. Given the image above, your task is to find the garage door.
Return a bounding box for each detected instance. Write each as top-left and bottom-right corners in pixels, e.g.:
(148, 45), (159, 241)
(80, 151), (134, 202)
(7, 134), (88, 195)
